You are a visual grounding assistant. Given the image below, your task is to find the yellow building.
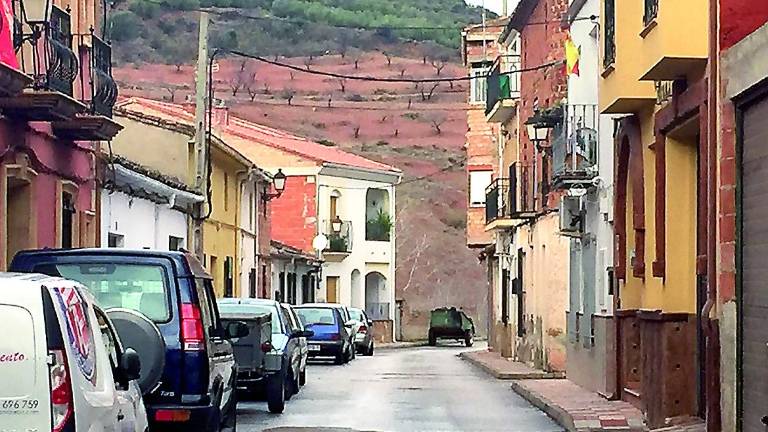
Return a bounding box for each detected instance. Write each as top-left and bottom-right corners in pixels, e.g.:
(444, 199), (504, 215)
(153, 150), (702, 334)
(600, 0), (709, 426)
(112, 98), (267, 298)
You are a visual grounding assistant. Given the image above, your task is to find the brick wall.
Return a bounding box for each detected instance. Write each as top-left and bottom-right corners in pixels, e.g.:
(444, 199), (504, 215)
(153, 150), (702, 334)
(270, 175), (317, 252)
(720, 0), (768, 51)
(518, 0), (568, 211)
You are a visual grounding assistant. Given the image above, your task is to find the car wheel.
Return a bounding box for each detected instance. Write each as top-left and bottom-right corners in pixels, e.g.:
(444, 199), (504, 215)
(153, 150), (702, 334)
(465, 332), (474, 347)
(334, 350), (345, 365)
(292, 369), (300, 395)
(351, 345), (357, 360)
(365, 341), (374, 356)
(428, 330), (437, 346)
(299, 367), (306, 386)
(266, 372), (286, 414)
(285, 370), (295, 400)
(220, 392), (237, 432)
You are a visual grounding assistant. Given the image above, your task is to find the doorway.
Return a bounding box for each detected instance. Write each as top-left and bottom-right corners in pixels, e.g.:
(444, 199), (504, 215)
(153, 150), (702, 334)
(5, 177), (33, 266)
(326, 276), (339, 303)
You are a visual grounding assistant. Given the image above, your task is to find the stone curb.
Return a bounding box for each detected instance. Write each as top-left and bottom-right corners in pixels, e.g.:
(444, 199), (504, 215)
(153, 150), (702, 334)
(458, 351), (565, 380)
(376, 341), (428, 350)
(509, 382), (647, 432)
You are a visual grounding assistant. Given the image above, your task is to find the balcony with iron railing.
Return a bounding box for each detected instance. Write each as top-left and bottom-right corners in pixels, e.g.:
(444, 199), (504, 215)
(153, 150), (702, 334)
(52, 31), (122, 140)
(485, 56), (520, 123)
(643, 0), (658, 27)
(0, 5), (86, 120)
(603, 0), (616, 71)
(485, 164), (536, 230)
(550, 104), (599, 189)
(322, 219), (352, 261)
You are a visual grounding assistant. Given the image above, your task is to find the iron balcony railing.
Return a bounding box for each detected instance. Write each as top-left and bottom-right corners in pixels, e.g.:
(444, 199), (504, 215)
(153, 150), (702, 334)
(14, 5), (78, 96)
(485, 163), (535, 224)
(643, 0), (659, 27)
(77, 32), (118, 117)
(485, 56), (520, 116)
(366, 302), (390, 320)
(323, 219), (353, 253)
(485, 178), (511, 223)
(604, 0), (616, 69)
(551, 104), (599, 185)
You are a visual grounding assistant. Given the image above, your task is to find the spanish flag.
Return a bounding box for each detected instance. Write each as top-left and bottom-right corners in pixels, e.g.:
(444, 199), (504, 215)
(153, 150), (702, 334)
(565, 32), (580, 76)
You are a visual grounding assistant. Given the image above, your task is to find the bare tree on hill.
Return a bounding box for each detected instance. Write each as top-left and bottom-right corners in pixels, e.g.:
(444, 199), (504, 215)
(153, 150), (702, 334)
(431, 57), (448, 76)
(418, 82), (440, 101)
(427, 114), (446, 135)
(336, 78), (347, 93)
(303, 56), (314, 71)
(382, 51), (393, 68)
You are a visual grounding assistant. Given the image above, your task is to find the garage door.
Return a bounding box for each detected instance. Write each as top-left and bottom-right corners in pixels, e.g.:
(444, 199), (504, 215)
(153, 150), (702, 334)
(742, 94), (768, 431)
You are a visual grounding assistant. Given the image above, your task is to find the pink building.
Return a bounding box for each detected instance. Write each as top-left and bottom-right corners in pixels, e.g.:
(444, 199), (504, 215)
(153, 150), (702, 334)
(0, 0), (120, 269)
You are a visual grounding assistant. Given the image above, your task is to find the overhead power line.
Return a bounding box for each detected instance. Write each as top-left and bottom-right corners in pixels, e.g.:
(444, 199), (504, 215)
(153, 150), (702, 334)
(231, 50), (565, 83)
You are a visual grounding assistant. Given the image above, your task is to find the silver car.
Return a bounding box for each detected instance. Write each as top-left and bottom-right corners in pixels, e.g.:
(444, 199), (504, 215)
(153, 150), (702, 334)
(349, 307), (375, 356)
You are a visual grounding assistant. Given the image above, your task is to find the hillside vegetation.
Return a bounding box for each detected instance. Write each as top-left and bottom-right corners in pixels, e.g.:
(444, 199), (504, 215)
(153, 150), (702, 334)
(109, 0), (491, 65)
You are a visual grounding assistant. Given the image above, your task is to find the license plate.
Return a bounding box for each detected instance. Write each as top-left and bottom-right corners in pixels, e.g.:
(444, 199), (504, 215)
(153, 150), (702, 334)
(308, 344), (321, 352)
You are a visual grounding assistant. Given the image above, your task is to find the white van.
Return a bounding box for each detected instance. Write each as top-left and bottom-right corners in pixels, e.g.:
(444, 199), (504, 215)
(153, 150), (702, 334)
(0, 273), (148, 432)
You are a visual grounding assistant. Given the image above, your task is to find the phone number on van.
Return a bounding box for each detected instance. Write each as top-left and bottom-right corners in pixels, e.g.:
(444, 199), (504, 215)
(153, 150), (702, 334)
(1, 399), (39, 411)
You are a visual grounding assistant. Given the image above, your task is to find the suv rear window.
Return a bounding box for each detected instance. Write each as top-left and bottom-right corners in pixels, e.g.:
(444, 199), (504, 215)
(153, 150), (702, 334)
(36, 263), (170, 322)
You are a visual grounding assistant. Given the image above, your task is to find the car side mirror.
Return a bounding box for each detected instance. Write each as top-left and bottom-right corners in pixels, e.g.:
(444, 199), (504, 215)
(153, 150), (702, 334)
(120, 348), (141, 382)
(344, 320), (355, 328)
(367, 319), (374, 326)
(225, 321), (249, 339)
(301, 329), (314, 338)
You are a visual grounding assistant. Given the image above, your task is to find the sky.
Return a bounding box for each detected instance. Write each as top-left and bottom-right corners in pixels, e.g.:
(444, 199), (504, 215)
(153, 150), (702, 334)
(464, 0), (519, 16)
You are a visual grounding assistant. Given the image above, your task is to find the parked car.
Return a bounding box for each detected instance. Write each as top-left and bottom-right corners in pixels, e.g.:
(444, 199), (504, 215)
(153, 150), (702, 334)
(217, 299), (312, 414)
(428, 307), (475, 347)
(0, 273), (148, 432)
(309, 303), (358, 360)
(11, 249), (248, 432)
(348, 307), (375, 356)
(294, 304), (355, 364)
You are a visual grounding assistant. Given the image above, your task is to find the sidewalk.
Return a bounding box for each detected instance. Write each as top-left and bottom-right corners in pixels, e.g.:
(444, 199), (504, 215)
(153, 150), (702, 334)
(460, 350), (706, 432)
(459, 349), (563, 379)
(376, 340), (428, 350)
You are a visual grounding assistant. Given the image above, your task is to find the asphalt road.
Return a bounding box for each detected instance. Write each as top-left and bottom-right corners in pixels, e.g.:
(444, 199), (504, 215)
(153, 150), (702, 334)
(237, 343), (562, 432)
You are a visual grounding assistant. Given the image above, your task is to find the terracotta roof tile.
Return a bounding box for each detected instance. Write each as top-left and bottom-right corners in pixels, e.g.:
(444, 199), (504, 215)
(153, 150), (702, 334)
(116, 97), (400, 174)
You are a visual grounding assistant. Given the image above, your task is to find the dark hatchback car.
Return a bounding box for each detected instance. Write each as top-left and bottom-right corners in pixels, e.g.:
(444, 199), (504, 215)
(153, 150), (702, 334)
(11, 249), (245, 432)
(294, 305), (353, 365)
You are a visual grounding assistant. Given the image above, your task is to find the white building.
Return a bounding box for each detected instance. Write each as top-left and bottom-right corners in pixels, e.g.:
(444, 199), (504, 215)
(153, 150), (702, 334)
(270, 240), (322, 304)
(100, 157), (203, 250)
(219, 116), (402, 340)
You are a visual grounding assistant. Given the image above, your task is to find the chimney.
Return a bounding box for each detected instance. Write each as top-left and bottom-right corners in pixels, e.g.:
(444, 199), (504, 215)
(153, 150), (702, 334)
(211, 100), (230, 126)
(502, 0), (508, 16)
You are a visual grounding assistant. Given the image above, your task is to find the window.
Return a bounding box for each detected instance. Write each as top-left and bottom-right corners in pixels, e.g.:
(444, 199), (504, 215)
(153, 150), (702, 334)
(108, 233), (124, 248)
(224, 256), (234, 297)
(296, 307), (337, 326)
(61, 192), (75, 248)
(469, 66), (489, 104)
(469, 170), (493, 206)
(219, 303), (282, 333)
(39, 263), (171, 322)
(169, 236), (184, 251)
(224, 173), (229, 212)
(604, 0), (616, 68)
(281, 305), (299, 332)
(277, 272), (286, 302)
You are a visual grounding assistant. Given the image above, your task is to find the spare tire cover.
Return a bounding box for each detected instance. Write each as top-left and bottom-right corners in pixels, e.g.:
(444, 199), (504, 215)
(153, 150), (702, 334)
(106, 308), (166, 395)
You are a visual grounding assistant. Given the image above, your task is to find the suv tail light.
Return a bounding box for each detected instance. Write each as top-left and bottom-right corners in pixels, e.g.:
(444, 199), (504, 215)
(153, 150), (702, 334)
(260, 341), (273, 353)
(359, 325), (368, 334)
(330, 333), (340, 341)
(181, 303), (205, 351)
(49, 349), (73, 432)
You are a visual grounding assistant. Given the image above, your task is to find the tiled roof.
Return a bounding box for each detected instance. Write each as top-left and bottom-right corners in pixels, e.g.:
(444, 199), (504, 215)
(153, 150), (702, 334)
(115, 97), (400, 175)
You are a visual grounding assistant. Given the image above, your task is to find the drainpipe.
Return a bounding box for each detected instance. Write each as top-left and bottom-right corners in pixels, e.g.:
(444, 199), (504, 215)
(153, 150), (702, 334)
(702, 0), (720, 429)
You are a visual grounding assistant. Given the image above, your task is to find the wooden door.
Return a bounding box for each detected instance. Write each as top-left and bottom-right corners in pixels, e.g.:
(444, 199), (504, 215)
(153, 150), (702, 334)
(741, 94), (768, 431)
(327, 276), (339, 303)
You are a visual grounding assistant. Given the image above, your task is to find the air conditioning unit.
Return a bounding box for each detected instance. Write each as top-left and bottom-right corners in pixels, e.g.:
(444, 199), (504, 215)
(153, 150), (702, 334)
(560, 196), (583, 237)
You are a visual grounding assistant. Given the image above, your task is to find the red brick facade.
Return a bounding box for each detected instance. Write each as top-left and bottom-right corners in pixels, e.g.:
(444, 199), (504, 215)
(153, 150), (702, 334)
(270, 175), (317, 252)
(517, 0), (568, 211)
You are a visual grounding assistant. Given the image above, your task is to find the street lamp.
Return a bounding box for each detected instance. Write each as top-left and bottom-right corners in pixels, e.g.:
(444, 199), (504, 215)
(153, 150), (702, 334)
(331, 216), (343, 234)
(525, 111), (552, 152)
(264, 169), (287, 202)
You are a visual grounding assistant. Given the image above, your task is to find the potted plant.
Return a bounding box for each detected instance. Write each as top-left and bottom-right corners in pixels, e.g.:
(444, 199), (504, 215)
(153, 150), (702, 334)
(329, 234), (348, 252)
(366, 209), (393, 241)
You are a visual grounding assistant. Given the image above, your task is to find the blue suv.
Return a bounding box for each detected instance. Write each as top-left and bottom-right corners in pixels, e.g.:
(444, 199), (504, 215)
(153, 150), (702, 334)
(11, 249), (246, 432)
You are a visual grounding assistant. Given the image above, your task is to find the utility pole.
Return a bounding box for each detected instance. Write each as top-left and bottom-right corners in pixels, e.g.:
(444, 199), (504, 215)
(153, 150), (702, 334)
(192, 11), (209, 262)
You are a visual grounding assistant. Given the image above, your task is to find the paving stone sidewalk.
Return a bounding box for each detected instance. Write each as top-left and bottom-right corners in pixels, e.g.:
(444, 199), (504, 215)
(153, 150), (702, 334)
(461, 349), (706, 432)
(459, 349), (563, 379)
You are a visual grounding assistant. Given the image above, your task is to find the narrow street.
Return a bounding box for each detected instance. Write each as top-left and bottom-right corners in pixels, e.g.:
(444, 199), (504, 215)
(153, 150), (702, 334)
(238, 344), (562, 432)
